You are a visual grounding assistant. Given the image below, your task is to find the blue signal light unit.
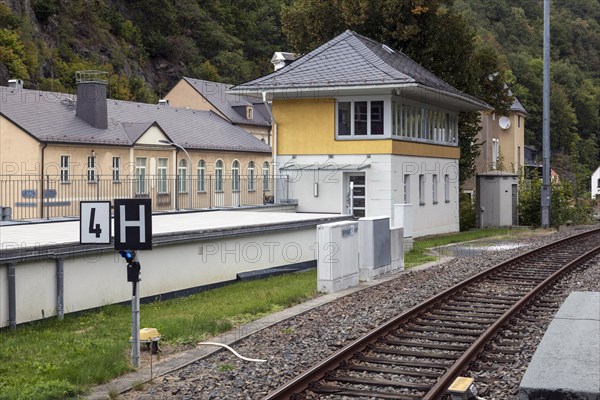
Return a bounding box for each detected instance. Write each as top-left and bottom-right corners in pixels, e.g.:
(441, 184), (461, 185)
(119, 250), (136, 263)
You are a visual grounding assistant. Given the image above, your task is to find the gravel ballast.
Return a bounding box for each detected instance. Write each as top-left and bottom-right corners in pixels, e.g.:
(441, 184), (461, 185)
(122, 227), (600, 400)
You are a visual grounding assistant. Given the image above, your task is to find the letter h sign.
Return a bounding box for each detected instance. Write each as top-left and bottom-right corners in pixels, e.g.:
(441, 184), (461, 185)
(114, 199), (153, 250)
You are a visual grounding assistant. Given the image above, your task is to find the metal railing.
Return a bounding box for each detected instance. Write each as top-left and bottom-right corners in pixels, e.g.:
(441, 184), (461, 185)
(0, 174), (288, 220)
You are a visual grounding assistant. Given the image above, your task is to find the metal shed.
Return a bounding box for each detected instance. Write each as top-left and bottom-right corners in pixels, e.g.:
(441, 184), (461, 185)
(476, 171), (519, 228)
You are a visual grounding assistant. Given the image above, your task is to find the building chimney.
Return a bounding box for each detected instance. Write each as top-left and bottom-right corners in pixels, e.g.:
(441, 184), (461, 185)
(75, 70), (108, 129)
(7, 79), (23, 90)
(271, 52), (297, 71)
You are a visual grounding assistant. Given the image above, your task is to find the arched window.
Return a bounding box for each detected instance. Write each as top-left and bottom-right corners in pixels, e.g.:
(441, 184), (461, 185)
(232, 160), (240, 192)
(262, 161), (270, 191)
(197, 160), (206, 192)
(178, 159), (187, 193)
(215, 160), (224, 192)
(247, 161), (255, 191)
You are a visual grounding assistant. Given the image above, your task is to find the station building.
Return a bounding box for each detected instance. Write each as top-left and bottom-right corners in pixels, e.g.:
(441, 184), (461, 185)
(0, 74), (273, 220)
(230, 30), (489, 237)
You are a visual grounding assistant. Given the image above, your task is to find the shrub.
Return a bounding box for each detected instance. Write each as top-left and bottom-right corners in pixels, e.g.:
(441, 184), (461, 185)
(459, 192), (476, 231)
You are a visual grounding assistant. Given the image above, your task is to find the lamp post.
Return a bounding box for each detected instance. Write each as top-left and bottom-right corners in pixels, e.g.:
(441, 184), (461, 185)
(159, 140), (193, 210)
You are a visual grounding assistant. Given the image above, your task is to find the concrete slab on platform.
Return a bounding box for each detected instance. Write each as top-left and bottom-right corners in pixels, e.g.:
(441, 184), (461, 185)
(519, 291), (600, 400)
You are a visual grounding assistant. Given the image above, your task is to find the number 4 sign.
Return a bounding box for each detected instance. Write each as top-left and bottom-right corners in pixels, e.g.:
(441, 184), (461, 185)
(80, 201), (111, 244)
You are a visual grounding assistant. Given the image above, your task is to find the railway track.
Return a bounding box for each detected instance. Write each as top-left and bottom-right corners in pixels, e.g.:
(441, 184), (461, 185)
(263, 228), (600, 400)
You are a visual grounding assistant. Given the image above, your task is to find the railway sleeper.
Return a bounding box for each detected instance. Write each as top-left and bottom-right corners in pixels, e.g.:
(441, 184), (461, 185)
(357, 354), (450, 369)
(422, 312), (497, 324)
(404, 324), (482, 336)
(446, 300), (509, 310)
(392, 332), (475, 343)
(411, 320), (486, 330)
(325, 373), (433, 391)
(309, 384), (423, 399)
(344, 363), (441, 378)
(437, 305), (506, 315)
(458, 293), (521, 302)
(370, 346), (460, 360)
(454, 297), (516, 306)
(380, 338), (469, 351)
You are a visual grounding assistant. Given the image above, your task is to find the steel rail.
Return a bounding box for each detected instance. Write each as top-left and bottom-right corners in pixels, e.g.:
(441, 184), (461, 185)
(262, 228), (600, 400)
(423, 241), (600, 399)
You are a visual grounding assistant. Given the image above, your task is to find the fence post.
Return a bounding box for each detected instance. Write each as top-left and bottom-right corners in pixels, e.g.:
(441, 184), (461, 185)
(40, 174), (44, 220)
(209, 176), (212, 209)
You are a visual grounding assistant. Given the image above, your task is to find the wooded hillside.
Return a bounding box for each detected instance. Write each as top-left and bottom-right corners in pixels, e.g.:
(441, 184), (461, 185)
(1, 0), (598, 184)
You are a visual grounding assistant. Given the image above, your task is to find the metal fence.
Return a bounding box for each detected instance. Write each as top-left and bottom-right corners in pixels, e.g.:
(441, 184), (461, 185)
(0, 174), (288, 220)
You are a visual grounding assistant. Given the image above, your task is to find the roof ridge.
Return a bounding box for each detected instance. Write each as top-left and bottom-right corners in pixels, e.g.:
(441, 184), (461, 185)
(233, 30), (353, 88)
(343, 31), (401, 82)
(353, 33), (450, 89)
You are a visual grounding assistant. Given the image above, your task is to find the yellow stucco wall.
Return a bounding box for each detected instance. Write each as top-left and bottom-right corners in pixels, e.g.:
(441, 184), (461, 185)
(273, 99), (459, 159)
(0, 116), (42, 175)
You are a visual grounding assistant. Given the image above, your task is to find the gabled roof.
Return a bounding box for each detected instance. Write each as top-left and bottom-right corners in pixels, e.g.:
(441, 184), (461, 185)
(231, 30), (488, 111)
(0, 87), (271, 153)
(510, 96), (528, 115)
(182, 77), (271, 127)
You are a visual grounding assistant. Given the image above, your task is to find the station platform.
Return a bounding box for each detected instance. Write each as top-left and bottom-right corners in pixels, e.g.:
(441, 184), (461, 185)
(519, 291), (600, 400)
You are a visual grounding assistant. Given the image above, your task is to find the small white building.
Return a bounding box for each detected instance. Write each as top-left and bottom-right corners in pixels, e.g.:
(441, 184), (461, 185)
(592, 166), (600, 199)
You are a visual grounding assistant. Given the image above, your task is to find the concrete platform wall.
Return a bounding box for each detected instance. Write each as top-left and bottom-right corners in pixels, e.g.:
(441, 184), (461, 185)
(1, 227), (318, 327)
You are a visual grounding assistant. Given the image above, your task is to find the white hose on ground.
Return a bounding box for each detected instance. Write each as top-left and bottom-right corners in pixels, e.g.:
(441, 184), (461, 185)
(198, 342), (267, 363)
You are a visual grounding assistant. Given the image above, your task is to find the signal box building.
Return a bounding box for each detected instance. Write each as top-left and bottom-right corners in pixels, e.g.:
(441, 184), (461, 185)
(231, 30), (488, 237)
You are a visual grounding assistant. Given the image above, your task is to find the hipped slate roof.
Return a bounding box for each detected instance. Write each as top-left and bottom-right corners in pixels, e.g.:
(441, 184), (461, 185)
(231, 30), (488, 109)
(0, 87), (272, 153)
(182, 77), (271, 127)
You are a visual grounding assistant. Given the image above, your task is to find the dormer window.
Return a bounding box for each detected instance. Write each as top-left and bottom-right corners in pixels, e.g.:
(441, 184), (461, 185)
(246, 106), (253, 120)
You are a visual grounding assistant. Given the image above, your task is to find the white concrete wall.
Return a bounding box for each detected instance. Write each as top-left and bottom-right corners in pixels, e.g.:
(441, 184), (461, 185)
(1, 227), (317, 327)
(278, 154), (459, 237)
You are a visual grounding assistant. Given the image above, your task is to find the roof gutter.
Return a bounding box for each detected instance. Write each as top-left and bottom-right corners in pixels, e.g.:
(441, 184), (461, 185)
(232, 82), (490, 111)
(262, 92), (277, 203)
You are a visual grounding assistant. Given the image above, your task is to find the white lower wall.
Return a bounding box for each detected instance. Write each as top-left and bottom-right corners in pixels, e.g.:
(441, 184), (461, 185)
(2, 227), (318, 327)
(278, 154), (459, 237)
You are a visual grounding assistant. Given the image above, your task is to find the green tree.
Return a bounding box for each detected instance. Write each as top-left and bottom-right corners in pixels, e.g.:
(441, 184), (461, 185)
(0, 28), (29, 79)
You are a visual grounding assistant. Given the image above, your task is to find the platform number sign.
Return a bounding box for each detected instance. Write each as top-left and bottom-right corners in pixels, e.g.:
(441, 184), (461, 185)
(80, 201), (111, 244)
(114, 198), (152, 250)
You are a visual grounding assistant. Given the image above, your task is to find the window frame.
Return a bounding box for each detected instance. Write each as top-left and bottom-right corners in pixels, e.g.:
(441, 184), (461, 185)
(215, 159), (224, 193)
(232, 160), (240, 192)
(391, 98), (458, 146)
(418, 174), (425, 206)
(60, 155), (70, 183)
(87, 155), (97, 183)
(157, 157), (168, 194)
(335, 96), (390, 139)
(432, 174), (438, 204)
(197, 159), (206, 193)
(177, 159), (188, 193)
(444, 174), (450, 203)
(112, 156), (121, 183)
(135, 157), (147, 194)
(247, 161), (255, 191)
(403, 174), (410, 204)
(262, 161), (270, 191)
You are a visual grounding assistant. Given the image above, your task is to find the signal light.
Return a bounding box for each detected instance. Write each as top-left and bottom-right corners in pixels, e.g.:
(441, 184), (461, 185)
(119, 250), (136, 263)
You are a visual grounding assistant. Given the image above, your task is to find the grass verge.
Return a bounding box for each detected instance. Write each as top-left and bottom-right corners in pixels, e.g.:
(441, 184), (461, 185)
(0, 269), (318, 400)
(404, 226), (532, 268)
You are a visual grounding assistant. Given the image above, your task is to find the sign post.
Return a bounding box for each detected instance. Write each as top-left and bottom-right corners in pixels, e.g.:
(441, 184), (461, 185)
(114, 199), (152, 368)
